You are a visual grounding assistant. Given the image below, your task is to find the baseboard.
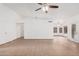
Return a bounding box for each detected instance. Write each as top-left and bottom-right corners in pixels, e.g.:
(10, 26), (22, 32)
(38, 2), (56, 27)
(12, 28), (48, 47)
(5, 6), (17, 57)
(24, 36), (53, 39)
(70, 39), (79, 43)
(0, 35), (18, 45)
(16, 35), (21, 39)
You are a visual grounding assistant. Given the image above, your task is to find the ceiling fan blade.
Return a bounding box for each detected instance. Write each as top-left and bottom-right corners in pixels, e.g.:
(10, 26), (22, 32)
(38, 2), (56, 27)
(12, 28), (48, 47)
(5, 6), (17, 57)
(38, 3), (43, 5)
(35, 8), (41, 11)
(49, 5), (59, 8)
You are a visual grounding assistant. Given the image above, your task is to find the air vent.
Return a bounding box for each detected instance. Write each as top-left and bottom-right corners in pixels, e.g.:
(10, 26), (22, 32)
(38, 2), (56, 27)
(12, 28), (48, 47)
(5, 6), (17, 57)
(48, 21), (53, 23)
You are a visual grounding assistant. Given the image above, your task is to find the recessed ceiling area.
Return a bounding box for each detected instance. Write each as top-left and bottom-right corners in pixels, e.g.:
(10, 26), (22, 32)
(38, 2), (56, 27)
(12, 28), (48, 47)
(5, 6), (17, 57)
(3, 3), (79, 20)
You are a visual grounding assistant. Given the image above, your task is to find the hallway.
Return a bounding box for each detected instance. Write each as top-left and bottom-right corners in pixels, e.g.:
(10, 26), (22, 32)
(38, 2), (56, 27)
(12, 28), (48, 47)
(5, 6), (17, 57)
(0, 37), (79, 56)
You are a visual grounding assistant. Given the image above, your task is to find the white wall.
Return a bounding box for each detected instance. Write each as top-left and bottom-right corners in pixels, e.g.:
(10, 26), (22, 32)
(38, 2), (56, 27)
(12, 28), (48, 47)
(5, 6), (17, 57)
(0, 4), (19, 44)
(24, 18), (52, 39)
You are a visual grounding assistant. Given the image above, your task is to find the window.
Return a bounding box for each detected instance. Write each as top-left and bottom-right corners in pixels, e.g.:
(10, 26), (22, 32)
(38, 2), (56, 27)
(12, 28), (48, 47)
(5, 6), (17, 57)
(64, 26), (67, 34)
(59, 27), (62, 33)
(53, 27), (57, 33)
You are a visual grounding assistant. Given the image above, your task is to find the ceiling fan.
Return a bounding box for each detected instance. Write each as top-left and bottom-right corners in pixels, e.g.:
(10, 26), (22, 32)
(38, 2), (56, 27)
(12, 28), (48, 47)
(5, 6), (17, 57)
(35, 3), (59, 13)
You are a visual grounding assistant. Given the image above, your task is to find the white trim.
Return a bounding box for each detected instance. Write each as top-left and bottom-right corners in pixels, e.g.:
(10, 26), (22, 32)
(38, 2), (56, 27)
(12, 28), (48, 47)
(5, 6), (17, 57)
(70, 39), (79, 43)
(24, 37), (53, 39)
(0, 35), (18, 45)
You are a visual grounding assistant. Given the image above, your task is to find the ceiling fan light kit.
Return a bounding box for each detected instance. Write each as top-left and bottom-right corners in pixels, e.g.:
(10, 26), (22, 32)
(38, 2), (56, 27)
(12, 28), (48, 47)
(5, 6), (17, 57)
(42, 6), (48, 13)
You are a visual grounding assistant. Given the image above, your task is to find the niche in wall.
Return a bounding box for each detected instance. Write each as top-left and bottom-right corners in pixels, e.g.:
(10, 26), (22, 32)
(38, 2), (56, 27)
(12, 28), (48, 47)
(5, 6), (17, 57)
(53, 24), (75, 39)
(53, 26), (68, 36)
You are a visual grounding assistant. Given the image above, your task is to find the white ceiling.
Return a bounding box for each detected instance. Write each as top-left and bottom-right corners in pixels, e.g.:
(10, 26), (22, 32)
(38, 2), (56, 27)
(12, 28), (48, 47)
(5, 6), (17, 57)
(3, 3), (79, 20)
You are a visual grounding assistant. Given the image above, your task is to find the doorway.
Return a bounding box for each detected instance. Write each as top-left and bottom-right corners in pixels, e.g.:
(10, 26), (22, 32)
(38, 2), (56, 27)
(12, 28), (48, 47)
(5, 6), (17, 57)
(16, 23), (24, 38)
